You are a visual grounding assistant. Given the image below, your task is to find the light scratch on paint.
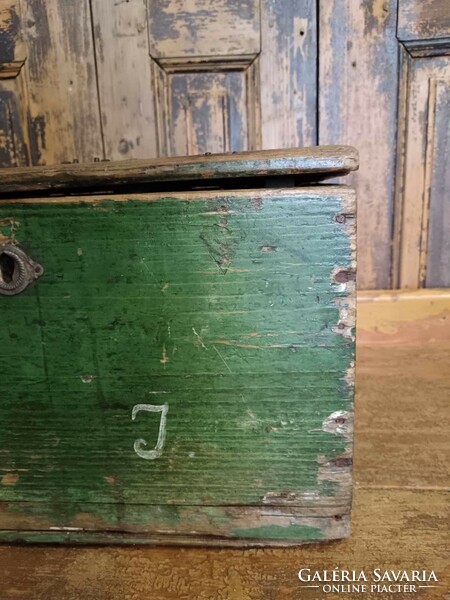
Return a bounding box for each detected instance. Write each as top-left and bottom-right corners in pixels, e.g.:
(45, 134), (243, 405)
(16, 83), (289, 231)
(160, 344), (168, 366)
(1, 473), (19, 486)
(192, 327), (207, 349)
(212, 340), (294, 350)
(212, 344), (232, 373)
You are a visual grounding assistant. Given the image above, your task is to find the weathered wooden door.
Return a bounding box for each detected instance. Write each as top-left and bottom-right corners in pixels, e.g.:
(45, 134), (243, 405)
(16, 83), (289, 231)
(0, 0), (317, 164)
(89, 0), (317, 159)
(0, 0), (449, 289)
(319, 0), (450, 290)
(393, 0), (450, 288)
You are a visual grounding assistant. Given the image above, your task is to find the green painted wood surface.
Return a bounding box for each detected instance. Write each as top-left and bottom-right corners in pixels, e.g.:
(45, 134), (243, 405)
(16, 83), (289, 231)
(0, 187), (355, 544)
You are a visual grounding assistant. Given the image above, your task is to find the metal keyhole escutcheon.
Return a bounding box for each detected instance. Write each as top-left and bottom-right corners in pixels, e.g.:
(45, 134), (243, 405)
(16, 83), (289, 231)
(0, 245), (44, 295)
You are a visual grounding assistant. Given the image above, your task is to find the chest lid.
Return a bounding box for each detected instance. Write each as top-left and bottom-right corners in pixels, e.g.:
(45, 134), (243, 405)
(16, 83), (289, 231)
(0, 145), (358, 195)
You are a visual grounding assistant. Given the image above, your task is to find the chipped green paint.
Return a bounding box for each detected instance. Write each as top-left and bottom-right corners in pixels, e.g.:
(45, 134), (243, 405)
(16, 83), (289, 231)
(0, 188), (355, 544)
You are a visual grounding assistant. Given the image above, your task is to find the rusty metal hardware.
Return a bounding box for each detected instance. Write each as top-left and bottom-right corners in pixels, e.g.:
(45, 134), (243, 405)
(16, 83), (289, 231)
(0, 245), (44, 296)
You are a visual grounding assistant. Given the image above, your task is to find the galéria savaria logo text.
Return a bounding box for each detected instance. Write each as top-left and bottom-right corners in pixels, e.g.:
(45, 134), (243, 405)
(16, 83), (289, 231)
(297, 568), (439, 594)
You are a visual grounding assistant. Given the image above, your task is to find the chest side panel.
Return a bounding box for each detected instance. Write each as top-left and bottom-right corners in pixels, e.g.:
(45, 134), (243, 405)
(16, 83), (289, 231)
(0, 187), (355, 544)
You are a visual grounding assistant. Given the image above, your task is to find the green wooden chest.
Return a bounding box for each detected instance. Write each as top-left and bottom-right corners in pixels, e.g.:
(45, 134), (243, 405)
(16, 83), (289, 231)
(0, 146), (357, 546)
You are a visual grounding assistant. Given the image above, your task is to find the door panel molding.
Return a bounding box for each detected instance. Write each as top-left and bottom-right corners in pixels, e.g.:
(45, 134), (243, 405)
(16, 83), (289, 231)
(154, 55), (259, 73)
(0, 1), (26, 79)
(151, 55), (260, 156)
(402, 38), (450, 58)
(393, 38), (450, 288)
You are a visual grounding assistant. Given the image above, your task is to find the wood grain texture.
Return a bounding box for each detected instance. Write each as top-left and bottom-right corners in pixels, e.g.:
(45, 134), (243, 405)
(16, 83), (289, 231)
(0, 329), (448, 597)
(147, 0), (262, 158)
(167, 70), (249, 155)
(0, 1), (29, 167)
(148, 0), (260, 59)
(0, 83), (28, 167)
(90, 0), (157, 161)
(130, 52), (259, 157)
(357, 289), (450, 346)
(319, 0), (399, 290)
(356, 290), (450, 491)
(398, 0), (450, 43)
(0, 186), (355, 545)
(147, 0), (318, 157)
(16, 0), (103, 164)
(393, 53), (450, 288)
(426, 78), (450, 287)
(0, 0), (26, 78)
(260, 0), (317, 149)
(0, 146), (359, 194)
(0, 490), (448, 599)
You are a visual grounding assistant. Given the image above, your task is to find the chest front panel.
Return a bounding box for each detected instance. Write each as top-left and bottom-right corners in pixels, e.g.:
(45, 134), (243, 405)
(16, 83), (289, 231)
(0, 187), (355, 545)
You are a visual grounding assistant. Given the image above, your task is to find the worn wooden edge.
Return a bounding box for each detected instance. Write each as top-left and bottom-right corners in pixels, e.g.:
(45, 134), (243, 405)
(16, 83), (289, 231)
(0, 529), (349, 548)
(357, 288), (450, 346)
(0, 489), (447, 599)
(0, 185), (357, 206)
(0, 503), (351, 547)
(0, 507), (351, 548)
(0, 146), (359, 194)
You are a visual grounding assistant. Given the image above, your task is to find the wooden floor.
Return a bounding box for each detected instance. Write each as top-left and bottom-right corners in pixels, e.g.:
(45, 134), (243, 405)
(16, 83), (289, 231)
(1, 290), (449, 599)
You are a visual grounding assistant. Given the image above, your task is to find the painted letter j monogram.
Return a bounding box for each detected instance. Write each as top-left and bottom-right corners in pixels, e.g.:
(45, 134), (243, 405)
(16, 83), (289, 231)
(131, 403), (169, 460)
